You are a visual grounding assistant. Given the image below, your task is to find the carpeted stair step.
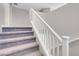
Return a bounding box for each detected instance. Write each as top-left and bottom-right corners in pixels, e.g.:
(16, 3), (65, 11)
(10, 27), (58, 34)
(0, 31), (34, 39)
(24, 50), (42, 56)
(0, 36), (36, 49)
(0, 42), (38, 56)
(2, 27), (32, 32)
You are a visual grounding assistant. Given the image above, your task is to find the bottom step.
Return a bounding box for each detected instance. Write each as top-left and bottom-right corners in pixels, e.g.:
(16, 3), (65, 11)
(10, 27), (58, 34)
(24, 50), (42, 56)
(0, 42), (38, 56)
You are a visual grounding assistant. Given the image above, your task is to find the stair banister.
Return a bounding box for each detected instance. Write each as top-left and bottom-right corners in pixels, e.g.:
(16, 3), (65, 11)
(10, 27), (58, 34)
(30, 8), (62, 42)
(30, 8), (70, 56)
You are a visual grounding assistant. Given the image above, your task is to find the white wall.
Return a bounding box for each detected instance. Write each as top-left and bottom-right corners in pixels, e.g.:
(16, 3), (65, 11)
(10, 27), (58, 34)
(0, 3), (31, 27)
(0, 4), (5, 32)
(12, 7), (31, 27)
(0, 4), (5, 27)
(40, 3), (79, 39)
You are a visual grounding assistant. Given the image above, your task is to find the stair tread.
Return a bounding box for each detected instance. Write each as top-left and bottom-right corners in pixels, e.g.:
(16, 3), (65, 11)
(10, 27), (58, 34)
(0, 42), (38, 56)
(24, 50), (41, 56)
(0, 31), (33, 35)
(0, 36), (35, 44)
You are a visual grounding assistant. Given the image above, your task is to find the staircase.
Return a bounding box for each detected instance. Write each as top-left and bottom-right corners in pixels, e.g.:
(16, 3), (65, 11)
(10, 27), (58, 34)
(0, 27), (42, 56)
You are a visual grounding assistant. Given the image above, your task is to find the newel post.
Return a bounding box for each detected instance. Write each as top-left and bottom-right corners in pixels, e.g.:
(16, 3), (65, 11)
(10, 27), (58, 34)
(62, 36), (70, 56)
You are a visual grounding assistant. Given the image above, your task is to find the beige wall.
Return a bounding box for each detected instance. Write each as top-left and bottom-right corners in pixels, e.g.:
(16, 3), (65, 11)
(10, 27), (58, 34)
(0, 4), (5, 27)
(40, 3), (79, 39)
(0, 3), (31, 27)
(39, 4), (79, 55)
(12, 7), (31, 27)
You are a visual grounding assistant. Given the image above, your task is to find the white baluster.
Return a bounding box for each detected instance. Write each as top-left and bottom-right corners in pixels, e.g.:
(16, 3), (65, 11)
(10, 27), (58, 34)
(30, 9), (32, 21)
(62, 36), (70, 56)
(56, 40), (59, 56)
(43, 24), (46, 48)
(52, 36), (55, 56)
(49, 32), (52, 54)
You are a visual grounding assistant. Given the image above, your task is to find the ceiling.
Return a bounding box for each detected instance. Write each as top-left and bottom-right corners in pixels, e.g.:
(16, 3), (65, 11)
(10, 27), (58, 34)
(13, 3), (66, 11)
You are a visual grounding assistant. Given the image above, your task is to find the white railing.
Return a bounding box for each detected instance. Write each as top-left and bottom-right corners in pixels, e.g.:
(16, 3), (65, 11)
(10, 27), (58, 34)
(30, 8), (70, 56)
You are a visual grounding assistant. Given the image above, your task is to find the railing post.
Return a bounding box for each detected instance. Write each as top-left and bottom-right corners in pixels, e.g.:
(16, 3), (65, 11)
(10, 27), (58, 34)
(62, 36), (70, 56)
